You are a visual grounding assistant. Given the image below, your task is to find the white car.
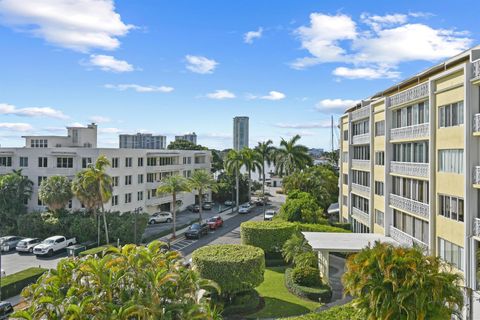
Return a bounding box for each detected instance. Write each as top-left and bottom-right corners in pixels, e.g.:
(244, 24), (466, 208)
(33, 236), (76, 256)
(16, 238), (42, 253)
(238, 204), (253, 214)
(148, 212), (173, 224)
(264, 210), (277, 221)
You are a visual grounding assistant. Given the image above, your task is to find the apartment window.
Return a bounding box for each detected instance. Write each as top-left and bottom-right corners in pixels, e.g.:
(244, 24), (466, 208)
(342, 152), (348, 163)
(38, 157), (48, 168)
(57, 157), (73, 168)
(138, 174), (144, 184)
(375, 120), (385, 136)
(19, 157), (28, 167)
(37, 176), (46, 187)
(125, 157), (132, 167)
(343, 130), (348, 141)
(438, 149), (463, 174)
(137, 191), (143, 201)
(375, 151), (385, 165)
(392, 176), (429, 204)
(343, 174), (348, 185)
(125, 175), (132, 185)
(439, 101), (464, 128)
(112, 176), (119, 187)
(125, 193), (132, 203)
(183, 157), (192, 165)
(438, 238), (464, 271)
(438, 194), (464, 222)
(183, 170), (192, 178)
(112, 157), (119, 168)
(147, 173), (155, 183)
(375, 209), (384, 227)
(138, 157), (144, 167)
(342, 195), (348, 206)
(0, 156), (12, 167)
(351, 170), (369, 187)
(352, 119), (369, 136)
(31, 139), (48, 148)
(147, 157), (157, 166)
(111, 195), (118, 206)
(352, 145), (370, 160)
(393, 209), (429, 244)
(375, 181), (384, 196)
(392, 101), (429, 129)
(393, 142), (429, 163)
(351, 193), (369, 214)
(82, 157), (92, 168)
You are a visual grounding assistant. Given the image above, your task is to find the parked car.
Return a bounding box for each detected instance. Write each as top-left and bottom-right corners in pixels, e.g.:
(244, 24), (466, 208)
(206, 216), (223, 230)
(238, 204), (253, 214)
(264, 209), (277, 221)
(16, 238), (42, 253)
(224, 200), (233, 206)
(0, 269), (5, 278)
(187, 204), (200, 212)
(202, 202), (213, 210)
(184, 223), (209, 239)
(148, 212), (173, 224)
(255, 198), (269, 206)
(0, 236), (24, 252)
(0, 301), (13, 320)
(33, 236), (76, 257)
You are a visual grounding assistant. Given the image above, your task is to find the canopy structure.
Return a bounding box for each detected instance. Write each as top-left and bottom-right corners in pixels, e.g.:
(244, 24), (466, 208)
(302, 232), (399, 283)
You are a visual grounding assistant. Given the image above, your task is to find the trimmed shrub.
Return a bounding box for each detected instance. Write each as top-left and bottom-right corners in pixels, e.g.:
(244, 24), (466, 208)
(222, 290), (260, 316)
(284, 268), (332, 303)
(330, 222), (351, 231)
(0, 267), (47, 299)
(79, 245), (112, 257)
(241, 221), (296, 254)
(292, 266), (321, 287)
(192, 244), (265, 299)
(283, 302), (363, 319)
(296, 223), (349, 233)
(294, 251), (318, 269)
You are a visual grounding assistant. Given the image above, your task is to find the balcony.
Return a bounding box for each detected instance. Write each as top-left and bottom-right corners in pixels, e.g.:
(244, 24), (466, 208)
(352, 133), (370, 145)
(387, 82), (429, 108)
(390, 161), (429, 178)
(351, 159), (370, 171)
(473, 60), (480, 80)
(351, 207), (370, 225)
(474, 218), (480, 237)
(350, 105), (371, 121)
(474, 114), (480, 134)
(389, 194), (430, 220)
(351, 183), (370, 197)
(389, 226), (428, 251)
(390, 123), (429, 141)
(473, 166), (480, 186)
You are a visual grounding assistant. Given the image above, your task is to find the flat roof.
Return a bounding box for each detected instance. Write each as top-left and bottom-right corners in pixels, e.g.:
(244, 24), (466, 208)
(327, 203), (339, 214)
(303, 232), (399, 252)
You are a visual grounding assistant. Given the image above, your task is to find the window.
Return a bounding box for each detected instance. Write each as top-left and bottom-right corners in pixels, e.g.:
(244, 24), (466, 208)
(438, 149), (463, 174)
(343, 174), (348, 185)
(351, 170), (370, 187)
(112, 176), (119, 187)
(125, 157), (132, 167)
(183, 170), (192, 178)
(375, 181), (384, 196)
(392, 176), (429, 203)
(82, 157), (92, 168)
(19, 157), (28, 167)
(393, 209), (429, 244)
(352, 119), (369, 136)
(138, 157), (144, 167)
(439, 101), (464, 127)
(138, 174), (144, 184)
(352, 145), (370, 160)
(342, 152), (348, 163)
(393, 142), (429, 163)
(125, 193), (132, 203)
(375, 210), (384, 226)
(125, 175), (132, 185)
(31, 139), (48, 148)
(147, 173), (155, 183)
(38, 176), (46, 186)
(375, 121), (385, 136)
(392, 101), (429, 129)
(0, 156), (12, 167)
(112, 157), (119, 168)
(38, 157), (48, 168)
(111, 195), (118, 206)
(343, 130), (348, 141)
(342, 195), (348, 206)
(438, 194), (464, 222)
(351, 194), (369, 214)
(438, 238), (464, 271)
(57, 157), (73, 168)
(137, 191), (143, 201)
(375, 151), (385, 165)
(183, 157), (192, 165)
(147, 157), (157, 166)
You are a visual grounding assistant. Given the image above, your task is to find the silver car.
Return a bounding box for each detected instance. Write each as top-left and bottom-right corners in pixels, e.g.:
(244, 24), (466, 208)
(16, 238), (42, 253)
(0, 236), (24, 252)
(148, 212), (173, 224)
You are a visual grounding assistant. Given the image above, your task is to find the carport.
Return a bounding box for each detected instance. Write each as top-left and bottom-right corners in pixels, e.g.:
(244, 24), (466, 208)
(302, 232), (399, 283)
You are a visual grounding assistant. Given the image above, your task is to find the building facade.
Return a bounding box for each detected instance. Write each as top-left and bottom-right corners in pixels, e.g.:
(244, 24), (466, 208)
(338, 46), (480, 318)
(119, 133), (167, 149)
(0, 127), (211, 215)
(175, 132), (197, 145)
(233, 116), (249, 151)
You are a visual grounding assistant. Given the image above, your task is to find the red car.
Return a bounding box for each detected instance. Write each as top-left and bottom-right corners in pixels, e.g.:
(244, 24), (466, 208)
(206, 216), (223, 230)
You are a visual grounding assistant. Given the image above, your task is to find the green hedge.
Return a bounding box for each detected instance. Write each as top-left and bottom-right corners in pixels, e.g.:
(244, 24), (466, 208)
(222, 290), (260, 316)
(192, 244), (265, 298)
(284, 268), (331, 303)
(330, 222), (351, 231)
(241, 221), (296, 254)
(292, 266), (321, 287)
(79, 245), (113, 257)
(0, 267), (47, 299)
(296, 223), (349, 233)
(283, 302), (364, 319)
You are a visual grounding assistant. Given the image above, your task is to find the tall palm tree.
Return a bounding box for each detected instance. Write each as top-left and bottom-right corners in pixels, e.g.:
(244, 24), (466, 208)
(240, 148), (261, 202)
(224, 149), (243, 212)
(274, 134), (312, 176)
(254, 140), (275, 205)
(38, 176), (73, 213)
(157, 175), (190, 239)
(188, 169), (218, 222)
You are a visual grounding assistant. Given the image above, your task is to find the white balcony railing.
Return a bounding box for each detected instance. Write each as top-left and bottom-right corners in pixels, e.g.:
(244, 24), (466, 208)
(351, 159), (370, 171)
(473, 60), (480, 80)
(389, 226), (429, 251)
(350, 105), (371, 121)
(474, 218), (480, 237)
(390, 161), (429, 178)
(351, 207), (370, 225)
(387, 82), (429, 108)
(474, 166), (480, 185)
(352, 133), (370, 145)
(390, 123), (429, 141)
(351, 183), (370, 197)
(474, 114), (480, 133)
(389, 194), (430, 220)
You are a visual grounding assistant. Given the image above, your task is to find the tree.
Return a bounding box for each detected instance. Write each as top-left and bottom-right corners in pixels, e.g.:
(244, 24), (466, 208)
(281, 233), (313, 265)
(324, 150), (339, 166)
(212, 172), (249, 204)
(38, 176), (73, 213)
(343, 242), (464, 320)
(278, 190), (324, 223)
(241, 148), (261, 202)
(157, 175), (191, 239)
(210, 149), (224, 174)
(167, 139), (207, 150)
(274, 134), (312, 176)
(188, 169), (218, 222)
(14, 241), (220, 319)
(225, 149), (243, 212)
(0, 170), (33, 234)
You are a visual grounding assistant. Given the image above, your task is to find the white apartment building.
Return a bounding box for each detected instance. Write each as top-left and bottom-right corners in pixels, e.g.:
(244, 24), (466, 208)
(0, 124), (211, 215)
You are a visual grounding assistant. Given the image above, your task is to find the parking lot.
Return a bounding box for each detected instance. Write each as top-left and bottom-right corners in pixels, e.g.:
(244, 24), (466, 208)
(1, 249), (66, 275)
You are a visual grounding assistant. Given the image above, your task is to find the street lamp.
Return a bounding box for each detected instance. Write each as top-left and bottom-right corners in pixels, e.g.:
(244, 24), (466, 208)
(133, 207), (143, 245)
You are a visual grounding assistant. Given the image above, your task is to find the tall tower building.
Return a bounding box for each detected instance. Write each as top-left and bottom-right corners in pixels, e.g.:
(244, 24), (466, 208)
(233, 116), (249, 151)
(119, 133), (166, 149)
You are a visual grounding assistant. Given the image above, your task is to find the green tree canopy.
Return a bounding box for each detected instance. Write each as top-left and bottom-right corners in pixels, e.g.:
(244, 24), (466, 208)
(188, 169), (217, 222)
(277, 190), (324, 223)
(0, 170), (33, 234)
(167, 139), (207, 150)
(274, 134), (312, 177)
(38, 176), (73, 212)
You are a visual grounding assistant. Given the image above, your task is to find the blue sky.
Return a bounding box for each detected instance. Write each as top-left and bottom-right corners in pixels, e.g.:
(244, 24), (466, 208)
(0, 0), (478, 150)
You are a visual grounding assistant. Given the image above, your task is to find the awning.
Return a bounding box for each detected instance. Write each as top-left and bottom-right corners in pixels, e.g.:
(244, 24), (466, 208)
(327, 203), (339, 215)
(303, 232), (398, 253)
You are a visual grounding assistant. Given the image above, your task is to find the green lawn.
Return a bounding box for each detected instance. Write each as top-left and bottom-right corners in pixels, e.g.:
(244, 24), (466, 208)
(248, 266), (322, 319)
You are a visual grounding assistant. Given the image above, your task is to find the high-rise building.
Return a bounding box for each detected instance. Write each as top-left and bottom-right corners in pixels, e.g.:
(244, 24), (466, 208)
(175, 132), (197, 145)
(233, 116), (249, 151)
(119, 133), (167, 149)
(338, 45), (480, 317)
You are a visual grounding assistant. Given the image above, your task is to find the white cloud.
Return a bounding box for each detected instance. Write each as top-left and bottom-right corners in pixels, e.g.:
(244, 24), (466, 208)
(99, 127), (121, 134)
(261, 91), (286, 101)
(89, 115), (111, 123)
(0, 0), (134, 52)
(316, 98), (359, 114)
(274, 121), (330, 129)
(0, 103), (68, 119)
(206, 90), (236, 100)
(104, 84), (174, 93)
(244, 27), (263, 44)
(0, 122), (33, 132)
(360, 13), (408, 31)
(333, 66), (400, 79)
(88, 54), (134, 72)
(185, 55), (218, 74)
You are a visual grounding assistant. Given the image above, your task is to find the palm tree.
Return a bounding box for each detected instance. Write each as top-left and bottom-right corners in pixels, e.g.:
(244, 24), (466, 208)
(225, 149), (243, 212)
(281, 233), (312, 264)
(188, 169), (217, 222)
(240, 148), (261, 202)
(274, 134), (312, 176)
(157, 175), (191, 239)
(254, 140), (275, 214)
(38, 176), (73, 213)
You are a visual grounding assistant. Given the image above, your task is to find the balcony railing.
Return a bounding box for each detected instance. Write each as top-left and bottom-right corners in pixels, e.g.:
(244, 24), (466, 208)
(474, 218), (480, 237)
(389, 226), (428, 251)
(351, 183), (370, 197)
(387, 82), (429, 108)
(390, 123), (429, 141)
(352, 133), (370, 145)
(474, 166), (480, 185)
(474, 114), (480, 133)
(390, 161), (429, 178)
(473, 60), (480, 80)
(351, 159), (370, 171)
(350, 105), (371, 121)
(389, 194), (430, 220)
(351, 207), (370, 225)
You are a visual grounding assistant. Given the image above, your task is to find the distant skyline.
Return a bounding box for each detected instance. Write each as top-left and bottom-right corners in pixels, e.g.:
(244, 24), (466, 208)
(0, 0), (478, 149)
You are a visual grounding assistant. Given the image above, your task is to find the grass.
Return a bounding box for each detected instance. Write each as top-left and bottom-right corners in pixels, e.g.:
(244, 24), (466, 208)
(248, 266), (322, 319)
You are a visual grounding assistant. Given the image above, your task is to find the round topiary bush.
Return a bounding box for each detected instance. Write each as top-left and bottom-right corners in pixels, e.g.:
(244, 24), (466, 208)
(240, 221), (296, 255)
(192, 244), (265, 299)
(292, 266), (321, 287)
